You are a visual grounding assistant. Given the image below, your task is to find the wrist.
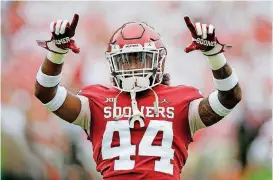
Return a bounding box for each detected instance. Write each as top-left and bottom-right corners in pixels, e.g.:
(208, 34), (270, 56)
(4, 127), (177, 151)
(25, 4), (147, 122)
(203, 43), (223, 56)
(206, 53), (227, 70)
(46, 40), (69, 64)
(47, 51), (66, 64)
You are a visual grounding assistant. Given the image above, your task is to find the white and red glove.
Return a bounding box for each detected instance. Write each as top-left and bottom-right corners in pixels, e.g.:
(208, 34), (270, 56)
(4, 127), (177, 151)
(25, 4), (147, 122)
(184, 16), (232, 56)
(37, 14), (80, 63)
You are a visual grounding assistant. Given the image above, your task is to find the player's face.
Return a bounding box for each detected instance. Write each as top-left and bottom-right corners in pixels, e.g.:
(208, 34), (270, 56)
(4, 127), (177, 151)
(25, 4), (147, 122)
(113, 52), (155, 71)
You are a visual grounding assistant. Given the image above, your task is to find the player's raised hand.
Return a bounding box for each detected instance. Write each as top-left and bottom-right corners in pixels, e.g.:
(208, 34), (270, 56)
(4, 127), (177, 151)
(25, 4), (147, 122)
(184, 16), (232, 56)
(37, 14), (80, 54)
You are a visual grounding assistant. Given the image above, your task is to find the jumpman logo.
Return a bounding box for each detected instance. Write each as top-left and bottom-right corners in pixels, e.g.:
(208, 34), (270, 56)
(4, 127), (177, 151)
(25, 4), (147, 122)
(160, 97), (169, 104)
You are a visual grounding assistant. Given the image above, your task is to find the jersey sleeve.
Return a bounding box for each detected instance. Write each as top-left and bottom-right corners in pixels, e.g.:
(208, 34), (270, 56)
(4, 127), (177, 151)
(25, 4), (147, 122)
(179, 86), (205, 138)
(72, 95), (91, 134)
(188, 98), (206, 137)
(72, 84), (107, 135)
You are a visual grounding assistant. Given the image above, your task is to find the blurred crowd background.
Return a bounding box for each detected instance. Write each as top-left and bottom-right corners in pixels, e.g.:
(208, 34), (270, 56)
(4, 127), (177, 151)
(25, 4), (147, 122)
(1, 1), (272, 180)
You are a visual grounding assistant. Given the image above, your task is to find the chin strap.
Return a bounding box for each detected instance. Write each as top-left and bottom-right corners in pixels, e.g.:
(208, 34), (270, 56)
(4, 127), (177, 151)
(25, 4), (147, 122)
(128, 88), (159, 128)
(128, 91), (145, 128)
(113, 88), (160, 129)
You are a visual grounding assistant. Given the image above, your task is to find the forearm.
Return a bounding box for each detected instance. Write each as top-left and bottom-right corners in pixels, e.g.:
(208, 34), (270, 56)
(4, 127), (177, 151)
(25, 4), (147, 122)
(199, 53), (242, 126)
(213, 63), (242, 108)
(41, 57), (63, 76)
(35, 55), (64, 103)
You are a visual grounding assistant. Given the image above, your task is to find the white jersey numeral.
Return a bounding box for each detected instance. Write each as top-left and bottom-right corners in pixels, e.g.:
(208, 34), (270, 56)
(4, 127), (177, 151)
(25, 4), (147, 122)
(101, 121), (136, 170)
(139, 120), (174, 174)
(101, 120), (174, 174)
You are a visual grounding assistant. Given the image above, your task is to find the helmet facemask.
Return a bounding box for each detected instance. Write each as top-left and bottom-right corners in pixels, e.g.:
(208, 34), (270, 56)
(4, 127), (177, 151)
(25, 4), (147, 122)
(106, 42), (166, 92)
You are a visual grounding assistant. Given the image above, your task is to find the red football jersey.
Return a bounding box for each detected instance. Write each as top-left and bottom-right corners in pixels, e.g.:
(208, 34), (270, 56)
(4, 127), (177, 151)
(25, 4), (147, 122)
(79, 84), (203, 180)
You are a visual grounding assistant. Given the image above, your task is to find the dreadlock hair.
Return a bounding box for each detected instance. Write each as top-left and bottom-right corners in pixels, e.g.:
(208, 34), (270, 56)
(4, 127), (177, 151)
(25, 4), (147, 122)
(161, 73), (170, 86)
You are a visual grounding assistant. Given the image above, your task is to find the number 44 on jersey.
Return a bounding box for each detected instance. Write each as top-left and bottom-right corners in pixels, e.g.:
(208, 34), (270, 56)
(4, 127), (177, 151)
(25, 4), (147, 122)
(102, 120), (174, 174)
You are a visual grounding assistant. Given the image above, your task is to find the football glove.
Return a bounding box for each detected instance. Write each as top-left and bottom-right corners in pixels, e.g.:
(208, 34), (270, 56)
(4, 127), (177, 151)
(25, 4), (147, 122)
(37, 14), (80, 54)
(184, 16), (232, 56)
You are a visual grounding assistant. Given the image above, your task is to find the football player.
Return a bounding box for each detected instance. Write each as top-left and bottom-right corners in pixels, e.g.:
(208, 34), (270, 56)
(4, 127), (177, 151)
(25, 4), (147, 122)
(35, 14), (241, 180)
